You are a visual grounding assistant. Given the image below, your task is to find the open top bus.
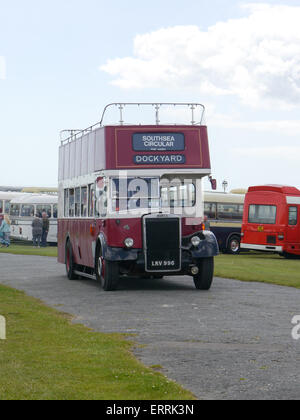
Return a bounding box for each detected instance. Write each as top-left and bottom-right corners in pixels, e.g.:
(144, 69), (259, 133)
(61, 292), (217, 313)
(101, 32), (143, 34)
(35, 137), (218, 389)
(58, 103), (219, 290)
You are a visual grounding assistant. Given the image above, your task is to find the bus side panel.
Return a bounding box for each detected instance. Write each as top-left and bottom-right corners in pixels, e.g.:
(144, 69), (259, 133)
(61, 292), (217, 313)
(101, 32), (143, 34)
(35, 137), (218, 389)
(57, 219), (68, 264)
(210, 225), (241, 251)
(79, 219), (95, 268)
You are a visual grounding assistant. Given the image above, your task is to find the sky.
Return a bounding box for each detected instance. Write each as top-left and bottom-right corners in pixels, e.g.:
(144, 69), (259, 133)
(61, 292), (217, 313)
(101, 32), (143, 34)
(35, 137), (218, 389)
(0, 0), (300, 192)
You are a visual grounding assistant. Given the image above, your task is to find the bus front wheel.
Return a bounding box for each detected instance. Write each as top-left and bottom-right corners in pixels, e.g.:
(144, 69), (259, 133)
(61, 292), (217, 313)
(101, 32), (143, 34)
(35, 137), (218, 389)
(95, 246), (119, 291)
(193, 257), (214, 290)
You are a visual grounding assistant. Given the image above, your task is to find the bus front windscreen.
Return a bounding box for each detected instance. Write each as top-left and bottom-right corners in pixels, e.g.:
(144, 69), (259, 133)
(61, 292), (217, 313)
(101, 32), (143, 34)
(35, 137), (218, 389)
(111, 177), (160, 211)
(111, 177), (196, 211)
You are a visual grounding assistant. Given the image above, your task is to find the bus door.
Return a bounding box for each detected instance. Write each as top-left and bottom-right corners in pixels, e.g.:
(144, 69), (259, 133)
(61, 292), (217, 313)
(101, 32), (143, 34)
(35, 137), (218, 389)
(286, 205), (300, 245)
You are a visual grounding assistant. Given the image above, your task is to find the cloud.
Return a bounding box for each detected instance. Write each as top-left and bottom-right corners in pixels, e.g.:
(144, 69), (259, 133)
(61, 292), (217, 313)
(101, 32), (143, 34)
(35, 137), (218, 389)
(210, 113), (300, 136)
(101, 4), (300, 108)
(0, 56), (6, 80)
(233, 146), (300, 161)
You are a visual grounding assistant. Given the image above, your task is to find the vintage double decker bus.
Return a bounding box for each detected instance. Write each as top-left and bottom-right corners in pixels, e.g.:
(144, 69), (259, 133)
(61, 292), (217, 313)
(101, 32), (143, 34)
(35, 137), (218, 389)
(58, 103), (219, 290)
(241, 185), (300, 258)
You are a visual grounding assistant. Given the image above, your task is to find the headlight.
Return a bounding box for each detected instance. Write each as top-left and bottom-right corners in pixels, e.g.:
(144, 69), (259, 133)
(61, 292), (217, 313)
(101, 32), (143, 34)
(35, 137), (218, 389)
(191, 236), (201, 247)
(124, 238), (134, 248)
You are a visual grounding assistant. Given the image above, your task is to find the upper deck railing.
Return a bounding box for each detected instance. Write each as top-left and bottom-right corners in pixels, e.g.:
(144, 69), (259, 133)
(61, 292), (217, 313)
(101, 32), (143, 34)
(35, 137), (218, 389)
(60, 102), (205, 145)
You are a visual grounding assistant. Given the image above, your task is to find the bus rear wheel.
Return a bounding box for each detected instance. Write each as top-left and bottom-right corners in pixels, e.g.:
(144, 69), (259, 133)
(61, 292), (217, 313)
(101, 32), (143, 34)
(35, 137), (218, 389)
(227, 236), (241, 254)
(95, 246), (119, 291)
(193, 257), (214, 290)
(65, 240), (78, 280)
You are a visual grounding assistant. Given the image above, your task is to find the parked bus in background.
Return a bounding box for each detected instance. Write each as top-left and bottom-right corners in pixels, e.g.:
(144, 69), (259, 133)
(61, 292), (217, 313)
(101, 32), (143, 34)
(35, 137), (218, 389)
(0, 192), (25, 222)
(241, 185), (300, 258)
(21, 187), (58, 195)
(204, 191), (245, 254)
(58, 103), (219, 291)
(9, 194), (58, 243)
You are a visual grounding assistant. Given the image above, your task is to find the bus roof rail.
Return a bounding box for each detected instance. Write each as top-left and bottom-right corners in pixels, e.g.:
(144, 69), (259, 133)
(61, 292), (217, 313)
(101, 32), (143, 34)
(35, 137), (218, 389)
(60, 102), (206, 145)
(100, 102), (206, 126)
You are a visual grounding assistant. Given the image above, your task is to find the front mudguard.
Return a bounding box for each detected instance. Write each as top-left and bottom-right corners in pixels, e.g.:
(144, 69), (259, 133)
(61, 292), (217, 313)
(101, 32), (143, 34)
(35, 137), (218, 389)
(99, 231), (219, 263)
(189, 231), (219, 258)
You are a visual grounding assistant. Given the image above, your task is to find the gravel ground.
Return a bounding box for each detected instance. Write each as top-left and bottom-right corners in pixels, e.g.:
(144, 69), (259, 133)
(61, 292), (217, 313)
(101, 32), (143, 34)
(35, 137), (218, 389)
(0, 253), (299, 400)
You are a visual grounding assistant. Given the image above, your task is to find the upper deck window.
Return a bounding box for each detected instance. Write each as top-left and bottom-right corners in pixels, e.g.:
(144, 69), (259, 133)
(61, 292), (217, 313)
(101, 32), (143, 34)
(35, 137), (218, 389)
(248, 205), (277, 224)
(0, 200), (3, 213)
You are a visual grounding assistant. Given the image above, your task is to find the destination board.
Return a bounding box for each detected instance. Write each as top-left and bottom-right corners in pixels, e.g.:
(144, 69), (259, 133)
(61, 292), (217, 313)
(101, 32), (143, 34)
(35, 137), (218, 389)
(134, 155), (186, 165)
(133, 133), (185, 151)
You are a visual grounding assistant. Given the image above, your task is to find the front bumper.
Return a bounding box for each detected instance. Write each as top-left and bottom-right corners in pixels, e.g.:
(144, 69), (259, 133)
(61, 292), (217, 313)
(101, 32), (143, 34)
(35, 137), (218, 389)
(103, 230), (219, 272)
(241, 243), (283, 252)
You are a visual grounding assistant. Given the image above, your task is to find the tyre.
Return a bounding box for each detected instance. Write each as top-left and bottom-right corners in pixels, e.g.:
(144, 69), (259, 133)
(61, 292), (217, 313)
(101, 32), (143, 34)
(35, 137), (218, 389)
(227, 235), (241, 254)
(193, 257), (214, 290)
(65, 240), (78, 280)
(95, 245), (119, 291)
(283, 252), (300, 260)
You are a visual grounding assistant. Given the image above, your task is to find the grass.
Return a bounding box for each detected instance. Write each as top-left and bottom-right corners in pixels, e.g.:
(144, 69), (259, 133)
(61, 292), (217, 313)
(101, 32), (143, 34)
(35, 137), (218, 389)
(0, 246), (299, 399)
(0, 284), (195, 400)
(0, 244), (57, 258)
(215, 251), (300, 289)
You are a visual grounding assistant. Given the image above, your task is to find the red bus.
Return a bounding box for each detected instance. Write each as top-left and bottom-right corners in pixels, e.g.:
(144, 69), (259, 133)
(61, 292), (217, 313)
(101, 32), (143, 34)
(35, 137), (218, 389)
(58, 103), (219, 291)
(241, 185), (300, 258)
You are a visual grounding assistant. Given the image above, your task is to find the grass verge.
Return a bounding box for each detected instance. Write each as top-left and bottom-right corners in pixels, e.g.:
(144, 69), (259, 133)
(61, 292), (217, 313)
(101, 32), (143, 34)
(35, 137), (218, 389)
(215, 252), (300, 289)
(0, 284), (195, 400)
(0, 244), (57, 258)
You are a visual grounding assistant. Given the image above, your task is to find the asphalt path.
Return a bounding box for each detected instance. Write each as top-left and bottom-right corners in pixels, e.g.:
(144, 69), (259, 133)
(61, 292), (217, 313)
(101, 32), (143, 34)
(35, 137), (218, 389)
(0, 253), (299, 400)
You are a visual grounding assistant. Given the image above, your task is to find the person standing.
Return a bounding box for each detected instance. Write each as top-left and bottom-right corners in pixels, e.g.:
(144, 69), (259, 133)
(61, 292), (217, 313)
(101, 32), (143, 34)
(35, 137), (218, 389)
(41, 211), (50, 247)
(0, 215), (11, 248)
(32, 214), (43, 248)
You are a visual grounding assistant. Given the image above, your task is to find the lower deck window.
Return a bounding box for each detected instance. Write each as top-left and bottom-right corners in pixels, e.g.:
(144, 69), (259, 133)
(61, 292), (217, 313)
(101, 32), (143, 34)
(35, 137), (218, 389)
(289, 207), (298, 226)
(248, 204), (277, 224)
(37, 205), (51, 218)
(21, 205), (35, 217)
(10, 204), (20, 217)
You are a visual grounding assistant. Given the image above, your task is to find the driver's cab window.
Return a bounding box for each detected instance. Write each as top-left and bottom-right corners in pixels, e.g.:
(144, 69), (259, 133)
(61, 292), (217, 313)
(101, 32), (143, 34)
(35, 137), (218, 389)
(95, 177), (107, 217)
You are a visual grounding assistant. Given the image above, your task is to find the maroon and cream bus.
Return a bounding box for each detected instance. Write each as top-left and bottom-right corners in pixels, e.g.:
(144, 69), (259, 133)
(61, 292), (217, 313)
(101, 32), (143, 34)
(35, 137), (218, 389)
(58, 103), (219, 291)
